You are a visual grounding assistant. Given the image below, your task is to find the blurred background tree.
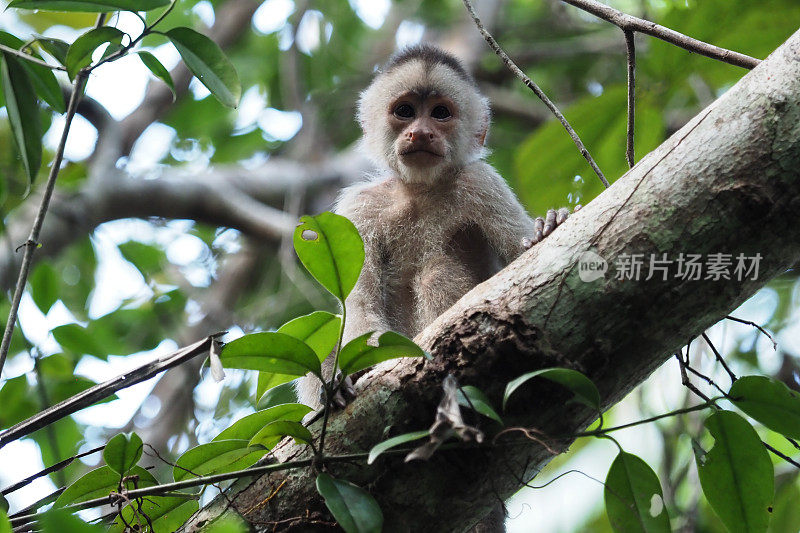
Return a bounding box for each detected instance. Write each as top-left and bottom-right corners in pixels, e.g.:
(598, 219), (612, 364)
(0, 0), (798, 531)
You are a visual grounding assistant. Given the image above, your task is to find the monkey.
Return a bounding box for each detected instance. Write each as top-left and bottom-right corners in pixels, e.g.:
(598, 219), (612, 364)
(293, 43), (574, 533)
(295, 44), (571, 414)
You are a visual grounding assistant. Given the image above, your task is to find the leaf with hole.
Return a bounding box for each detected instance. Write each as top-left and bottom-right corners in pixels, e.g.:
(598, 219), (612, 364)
(65, 27), (124, 79)
(173, 440), (264, 482)
(8, 0), (170, 12)
(338, 331), (424, 376)
(694, 410), (773, 533)
(316, 473), (383, 533)
(367, 430), (430, 464)
(604, 451), (670, 533)
(103, 432), (142, 476)
(249, 420), (313, 449)
(278, 311), (342, 361)
(293, 212), (364, 302)
(220, 332), (321, 377)
(54, 465), (157, 507)
(503, 367), (600, 411)
(213, 404), (312, 442)
(137, 51), (175, 101)
(0, 52), (42, 189)
(729, 375), (800, 439)
(457, 385), (503, 425)
(166, 27), (240, 108)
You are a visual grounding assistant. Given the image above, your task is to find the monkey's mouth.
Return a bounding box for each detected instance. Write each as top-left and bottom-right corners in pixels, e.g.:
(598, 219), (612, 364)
(399, 148), (444, 158)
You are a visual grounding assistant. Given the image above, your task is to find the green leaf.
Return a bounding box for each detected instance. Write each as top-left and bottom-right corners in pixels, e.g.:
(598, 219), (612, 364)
(503, 367), (601, 411)
(117, 240), (163, 276)
(110, 495), (198, 533)
(316, 473), (383, 533)
(137, 51), (175, 101)
(36, 37), (69, 65)
(220, 332), (321, 377)
(604, 451), (670, 533)
(1, 52), (42, 188)
(52, 323), (108, 358)
(293, 212), (365, 302)
(457, 385), (503, 425)
(65, 26), (124, 80)
(729, 375), (800, 439)
(198, 515), (248, 533)
(694, 410), (773, 533)
(0, 32), (65, 113)
(165, 27), (240, 108)
(173, 440), (264, 482)
(213, 403), (312, 441)
(0, 494), (7, 514)
(29, 261), (59, 313)
(249, 420), (313, 449)
(0, 509), (9, 533)
(54, 465), (158, 507)
(339, 331), (424, 376)
(103, 432), (142, 476)
(278, 311), (342, 361)
(256, 371), (296, 405)
(8, 0), (170, 12)
(367, 430), (430, 465)
(38, 508), (105, 533)
(257, 380), (299, 410)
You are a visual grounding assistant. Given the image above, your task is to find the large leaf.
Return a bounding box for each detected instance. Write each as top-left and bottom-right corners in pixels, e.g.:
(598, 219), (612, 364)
(8, 0), (170, 12)
(0, 31), (64, 113)
(503, 367), (601, 411)
(0, 52), (42, 188)
(694, 410), (773, 533)
(338, 331), (424, 376)
(278, 311), (342, 361)
(65, 26), (124, 80)
(604, 451), (670, 533)
(256, 371), (296, 405)
(103, 432), (142, 476)
(165, 27), (240, 108)
(315, 473), (383, 533)
(38, 508), (105, 533)
(54, 465), (157, 507)
(137, 51), (175, 101)
(173, 440), (264, 481)
(110, 495), (198, 533)
(293, 212), (365, 302)
(367, 430), (430, 465)
(220, 332), (321, 377)
(249, 420), (313, 449)
(257, 380), (299, 410)
(0, 509), (9, 533)
(213, 404), (312, 441)
(729, 375), (800, 439)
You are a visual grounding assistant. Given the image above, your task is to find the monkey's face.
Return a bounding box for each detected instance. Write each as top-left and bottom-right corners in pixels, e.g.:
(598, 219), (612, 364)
(389, 92), (456, 171)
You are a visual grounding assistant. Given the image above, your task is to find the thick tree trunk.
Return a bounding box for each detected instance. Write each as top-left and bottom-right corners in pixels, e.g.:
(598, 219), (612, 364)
(182, 29), (800, 532)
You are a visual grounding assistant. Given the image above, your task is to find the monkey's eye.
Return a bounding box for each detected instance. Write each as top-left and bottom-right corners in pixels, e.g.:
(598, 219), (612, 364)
(431, 105), (451, 120)
(393, 104), (415, 119)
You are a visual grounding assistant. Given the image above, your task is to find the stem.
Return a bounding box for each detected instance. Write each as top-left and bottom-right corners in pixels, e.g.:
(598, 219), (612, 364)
(574, 400), (714, 438)
(624, 30), (635, 169)
(559, 0), (759, 69)
(318, 307), (347, 454)
(462, 0), (610, 189)
(0, 43), (66, 71)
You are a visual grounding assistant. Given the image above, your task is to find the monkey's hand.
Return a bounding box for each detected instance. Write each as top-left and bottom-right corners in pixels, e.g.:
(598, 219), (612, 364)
(522, 206), (581, 249)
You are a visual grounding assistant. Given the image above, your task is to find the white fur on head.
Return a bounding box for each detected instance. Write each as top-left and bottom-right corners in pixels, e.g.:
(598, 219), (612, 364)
(357, 45), (490, 183)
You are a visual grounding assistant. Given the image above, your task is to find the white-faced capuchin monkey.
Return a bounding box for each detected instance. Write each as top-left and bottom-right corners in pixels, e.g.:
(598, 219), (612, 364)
(297, 43), (571, 533)
(296, 44), (571, 411)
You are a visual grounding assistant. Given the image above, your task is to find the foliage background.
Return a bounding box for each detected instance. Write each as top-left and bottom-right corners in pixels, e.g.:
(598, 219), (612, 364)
(0, 0), (799, 530)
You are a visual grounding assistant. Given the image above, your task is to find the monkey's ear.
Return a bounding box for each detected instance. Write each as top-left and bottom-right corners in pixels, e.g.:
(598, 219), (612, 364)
(477, 127), (488, 146)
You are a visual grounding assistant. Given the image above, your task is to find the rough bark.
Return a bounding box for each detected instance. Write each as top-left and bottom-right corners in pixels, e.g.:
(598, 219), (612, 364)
(181, 29), (800, 532)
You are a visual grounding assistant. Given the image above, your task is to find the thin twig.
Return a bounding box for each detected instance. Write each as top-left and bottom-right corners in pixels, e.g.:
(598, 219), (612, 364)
(0, 43), (66, 71)
(1, 445), (104, 495)
(675, 351), (712, 402)
(701, 332), (737, 384)
(0, 335), (217, 448)
(725, 315), (777, 349)
(461, 0), (610, 188)
(624, 30), (635, 169)
(0, 13), (107, 377)
(764, 442), (800, 470)
(574, 400), (714, 437)
(559, 0), (760, 69)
